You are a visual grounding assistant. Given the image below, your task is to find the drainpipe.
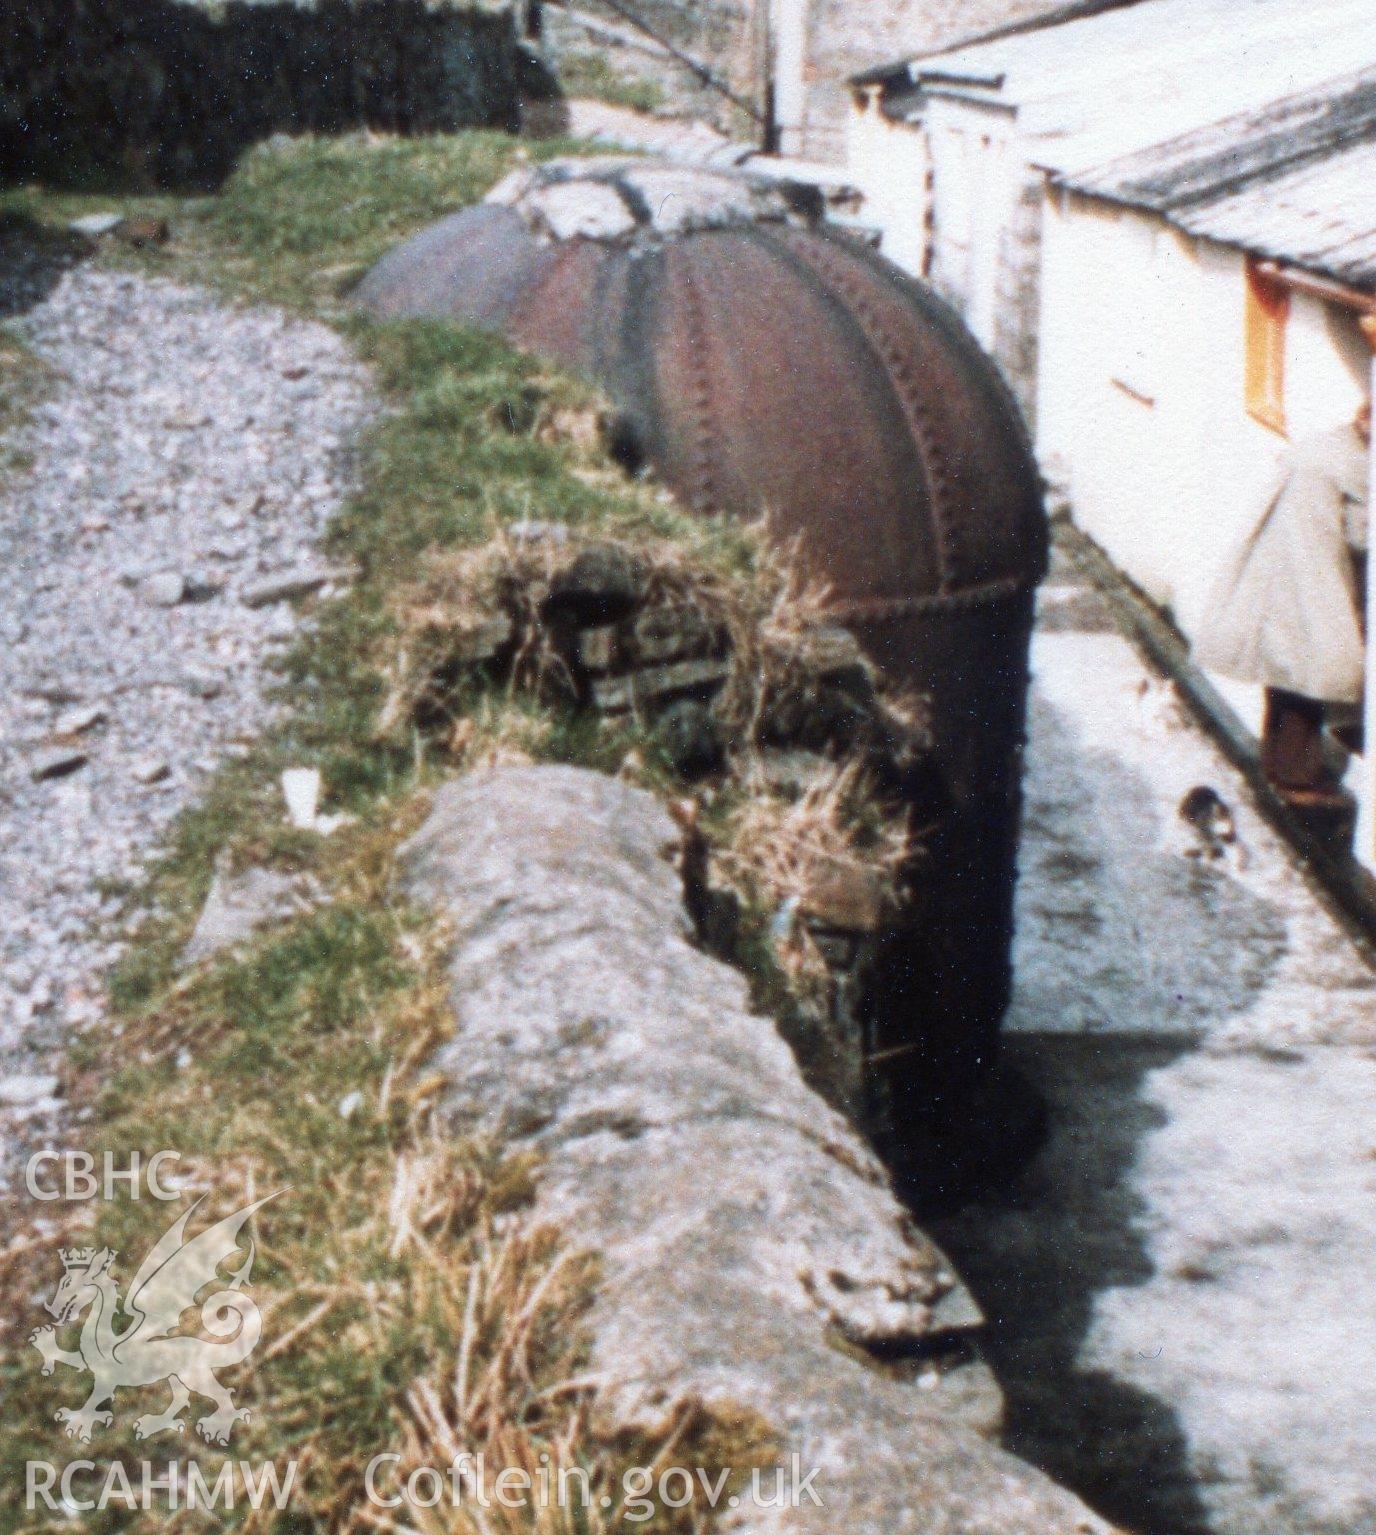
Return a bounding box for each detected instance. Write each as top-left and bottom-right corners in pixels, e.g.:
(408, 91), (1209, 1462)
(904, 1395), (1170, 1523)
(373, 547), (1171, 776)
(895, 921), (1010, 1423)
(771, 0), (807, 156)
(1361, 315), (1376, 873)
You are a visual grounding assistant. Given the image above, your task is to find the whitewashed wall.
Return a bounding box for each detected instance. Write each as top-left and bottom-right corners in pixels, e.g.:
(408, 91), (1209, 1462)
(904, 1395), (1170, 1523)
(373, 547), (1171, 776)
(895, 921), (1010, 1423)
(845, 90), (930, 277)
(1038, 189), (1375, 864)
(771, 0), (809, 157)
(846, 95), (1044, 424)
(924, 99), (1018, 348)
(1360, 374), (1376, 870)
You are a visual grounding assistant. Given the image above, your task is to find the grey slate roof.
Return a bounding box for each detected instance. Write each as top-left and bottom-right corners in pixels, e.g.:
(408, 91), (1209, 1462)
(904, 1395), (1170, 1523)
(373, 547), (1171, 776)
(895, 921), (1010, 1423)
(855, 0), (1376, 181)
(1062, 70), (1376, 289)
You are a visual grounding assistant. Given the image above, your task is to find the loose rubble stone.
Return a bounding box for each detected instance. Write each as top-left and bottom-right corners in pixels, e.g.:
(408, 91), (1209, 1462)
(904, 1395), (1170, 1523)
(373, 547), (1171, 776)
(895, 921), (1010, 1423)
(69, 213), (124, 239)
(29, 747), (88, 782)
(756, 746), (834, 794)
(183, 861), (322, 967)
(454, 613), (515, 665)
(543, 543), (646, 626)
(591, 657), (730, 713)
(141, 570), (187, 607)
(507, 519), (570, 546)
(54, 704), (106, 736)
(652, 698), (723, 778)
(184, 572), (227, 602)
(0, 266), (371, 1179)
(240, 563), (341, 609)
(808, 622), (877, 699)
(179, 670), (224, 700)
(404, 766), (1116, 1535)
(24, 682), (83, 706)
(576, 623), (618, 672)
(632, 602), (723, 664)
(281, 767), (322, 830)
(129, 756), (170, 785)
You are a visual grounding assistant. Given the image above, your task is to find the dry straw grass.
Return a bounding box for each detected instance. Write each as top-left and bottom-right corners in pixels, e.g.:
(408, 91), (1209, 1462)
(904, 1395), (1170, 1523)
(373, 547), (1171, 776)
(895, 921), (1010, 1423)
(375, 523), (921, 944)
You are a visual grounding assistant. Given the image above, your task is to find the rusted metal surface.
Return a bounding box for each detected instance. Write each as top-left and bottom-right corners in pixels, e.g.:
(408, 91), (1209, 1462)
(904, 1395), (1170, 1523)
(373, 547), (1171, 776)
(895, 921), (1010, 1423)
(357, 159), (1045, 609)
(357, 158), (1047, 1127)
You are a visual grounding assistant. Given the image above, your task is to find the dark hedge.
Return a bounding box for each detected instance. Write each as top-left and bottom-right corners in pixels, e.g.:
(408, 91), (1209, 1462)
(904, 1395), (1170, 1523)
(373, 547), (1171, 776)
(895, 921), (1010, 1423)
(0, 0), (521, 189)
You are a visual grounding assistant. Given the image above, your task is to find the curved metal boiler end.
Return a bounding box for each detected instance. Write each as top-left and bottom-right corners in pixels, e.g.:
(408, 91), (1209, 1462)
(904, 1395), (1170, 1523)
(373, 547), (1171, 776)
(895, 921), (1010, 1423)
(355, 158), (1048, 1138)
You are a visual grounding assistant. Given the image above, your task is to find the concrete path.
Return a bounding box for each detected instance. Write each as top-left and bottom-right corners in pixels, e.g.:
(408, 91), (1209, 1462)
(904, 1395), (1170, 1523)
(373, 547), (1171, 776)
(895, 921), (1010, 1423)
(931, 545), (1376, 1535)
(565, 99), (749, 164)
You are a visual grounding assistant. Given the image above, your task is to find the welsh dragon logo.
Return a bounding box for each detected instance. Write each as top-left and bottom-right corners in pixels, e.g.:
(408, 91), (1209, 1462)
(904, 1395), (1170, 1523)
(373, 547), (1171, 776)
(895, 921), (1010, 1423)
(29, 1194), (277, 1445)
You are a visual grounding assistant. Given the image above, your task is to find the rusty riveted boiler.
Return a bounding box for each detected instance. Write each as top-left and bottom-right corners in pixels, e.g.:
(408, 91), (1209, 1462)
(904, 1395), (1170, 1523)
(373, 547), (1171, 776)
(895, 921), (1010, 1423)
(355, 158), (1048, 1142)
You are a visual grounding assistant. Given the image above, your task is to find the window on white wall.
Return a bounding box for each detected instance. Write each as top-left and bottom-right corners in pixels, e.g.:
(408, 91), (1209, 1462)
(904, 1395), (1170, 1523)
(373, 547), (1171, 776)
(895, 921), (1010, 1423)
(1245, 258), (1289, 435)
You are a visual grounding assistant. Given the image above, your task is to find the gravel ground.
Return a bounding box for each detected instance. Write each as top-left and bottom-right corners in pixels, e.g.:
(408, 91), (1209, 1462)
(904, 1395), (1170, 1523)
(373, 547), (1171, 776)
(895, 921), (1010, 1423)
(0, 264), (372, 1189)
(933, 555), (1376, 1535)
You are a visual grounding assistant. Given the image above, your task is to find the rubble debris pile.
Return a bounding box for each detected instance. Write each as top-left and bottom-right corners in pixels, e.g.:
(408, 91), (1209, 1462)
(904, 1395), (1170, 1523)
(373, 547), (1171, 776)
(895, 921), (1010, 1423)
(377, 525), (942, 1130)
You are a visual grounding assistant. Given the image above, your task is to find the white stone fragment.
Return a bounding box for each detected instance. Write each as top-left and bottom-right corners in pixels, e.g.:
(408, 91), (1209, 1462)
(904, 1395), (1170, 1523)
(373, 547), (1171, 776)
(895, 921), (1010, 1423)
(530, 179), (638, 241)
(142, 570), (187, 607)
(69, 213), (124, 239)
(282, 766), (322, 829)
(54, 705), (106, 736)
(130, 756), (170, 785)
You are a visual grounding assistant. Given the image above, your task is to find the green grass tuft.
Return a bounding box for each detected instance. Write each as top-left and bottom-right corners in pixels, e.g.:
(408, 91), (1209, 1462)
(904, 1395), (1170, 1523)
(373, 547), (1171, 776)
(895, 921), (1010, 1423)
(556, 49), (667, 113)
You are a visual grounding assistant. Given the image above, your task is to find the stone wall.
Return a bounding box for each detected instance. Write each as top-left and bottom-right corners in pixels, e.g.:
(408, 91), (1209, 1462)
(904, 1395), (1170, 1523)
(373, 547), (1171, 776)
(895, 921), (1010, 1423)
(0, 0), (521, 190)
(377, 529), (944, 1136)
(798, 0), (1069, 161)
(403, 764), (1121, 1535)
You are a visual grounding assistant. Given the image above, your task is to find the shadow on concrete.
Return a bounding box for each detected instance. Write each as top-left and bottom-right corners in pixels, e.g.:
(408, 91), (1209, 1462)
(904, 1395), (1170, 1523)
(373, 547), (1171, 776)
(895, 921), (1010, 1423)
(929, 1034), (1215, 1535)
(0, 214), (91, 320)
(906, 657), (1300, 1534)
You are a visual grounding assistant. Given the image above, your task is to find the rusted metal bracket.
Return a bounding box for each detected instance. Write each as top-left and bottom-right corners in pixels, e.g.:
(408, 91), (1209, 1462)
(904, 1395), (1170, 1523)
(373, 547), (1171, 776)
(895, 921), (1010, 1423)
(1254, 260), (1376, 318)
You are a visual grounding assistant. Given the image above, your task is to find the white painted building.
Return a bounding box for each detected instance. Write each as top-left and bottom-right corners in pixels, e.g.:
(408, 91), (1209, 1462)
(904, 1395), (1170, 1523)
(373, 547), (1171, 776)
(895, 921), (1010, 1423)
(844, 0), (1376, 424)
(1037, 73), (1376, 865)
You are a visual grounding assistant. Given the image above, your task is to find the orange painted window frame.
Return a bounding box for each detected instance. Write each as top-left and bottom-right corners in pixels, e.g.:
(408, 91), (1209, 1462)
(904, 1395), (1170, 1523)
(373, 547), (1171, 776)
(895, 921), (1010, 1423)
(1245, 257), (1290, 435)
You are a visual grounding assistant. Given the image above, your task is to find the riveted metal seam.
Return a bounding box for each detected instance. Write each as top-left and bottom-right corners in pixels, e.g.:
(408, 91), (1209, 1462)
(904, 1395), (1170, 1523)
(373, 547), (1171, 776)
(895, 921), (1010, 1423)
(829, 574), (1033, 622)
(673, 243), (725, 514)
(730, 221), (943, 591)
(777, 230), (965, 595)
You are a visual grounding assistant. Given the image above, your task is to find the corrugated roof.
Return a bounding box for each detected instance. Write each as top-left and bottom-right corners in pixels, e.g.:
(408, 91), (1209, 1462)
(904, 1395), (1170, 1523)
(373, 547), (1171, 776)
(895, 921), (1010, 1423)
(888, 0), (1376, 177)
(1061, 71), (1376, 288)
